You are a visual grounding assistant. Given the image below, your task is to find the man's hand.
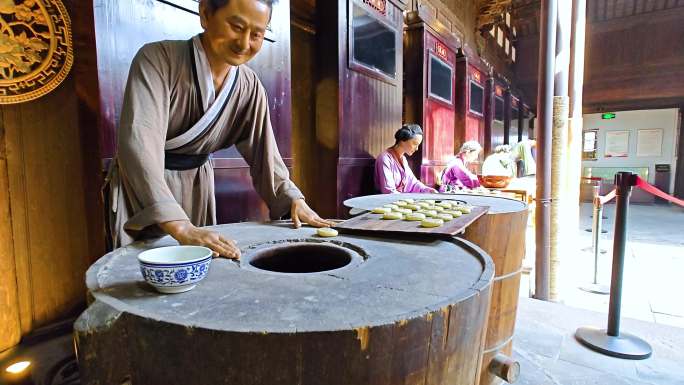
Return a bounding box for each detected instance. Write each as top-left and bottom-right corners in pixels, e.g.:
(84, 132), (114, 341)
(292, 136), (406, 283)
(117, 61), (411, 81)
(290, 199), (335, 228)
(159, 220), (241, 259)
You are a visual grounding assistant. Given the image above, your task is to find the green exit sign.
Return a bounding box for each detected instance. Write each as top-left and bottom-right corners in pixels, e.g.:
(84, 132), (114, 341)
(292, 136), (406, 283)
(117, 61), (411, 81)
(601, 112), (616, 119)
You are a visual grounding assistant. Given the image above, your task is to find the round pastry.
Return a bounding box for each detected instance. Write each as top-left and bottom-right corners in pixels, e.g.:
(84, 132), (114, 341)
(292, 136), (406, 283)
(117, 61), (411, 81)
(394, 201), (409, 207)
(404, 213), (426, 221)
(445, 210), (463, 217)
(371, 207), (392, 214)
(316, 227), (339, 237)
(383, 212), (403, 220)
(418, 209), (438, 217)
(406, 204), (421, 211)
(437, 213), (454, 221)
(383, 204), (399, 210)
(394, 208), (412, 215)
(420, 218), (444, 228)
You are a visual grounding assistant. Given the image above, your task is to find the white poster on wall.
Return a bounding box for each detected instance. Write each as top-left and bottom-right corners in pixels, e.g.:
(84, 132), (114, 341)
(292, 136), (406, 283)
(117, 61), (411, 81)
(605, 130), (629, 158)
(636, 128), (663, 157)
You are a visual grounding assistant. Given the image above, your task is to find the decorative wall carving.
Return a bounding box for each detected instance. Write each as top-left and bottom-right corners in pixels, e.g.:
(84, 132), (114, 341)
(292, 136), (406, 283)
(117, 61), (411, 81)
(0, 0), (73, 104)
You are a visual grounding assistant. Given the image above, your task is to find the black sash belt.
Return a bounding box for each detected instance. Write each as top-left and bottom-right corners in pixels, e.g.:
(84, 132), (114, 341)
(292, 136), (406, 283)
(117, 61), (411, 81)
(164, 152), (210, 171)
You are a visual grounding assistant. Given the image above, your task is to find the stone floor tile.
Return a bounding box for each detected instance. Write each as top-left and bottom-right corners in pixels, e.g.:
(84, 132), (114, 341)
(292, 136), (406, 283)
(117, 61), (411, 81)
(515, 314), (565, 359)
(513, 349), (558, 385)
(557, 331), (640, 380)
(635, 358), (684, 385)
(652, 313), (684, 329)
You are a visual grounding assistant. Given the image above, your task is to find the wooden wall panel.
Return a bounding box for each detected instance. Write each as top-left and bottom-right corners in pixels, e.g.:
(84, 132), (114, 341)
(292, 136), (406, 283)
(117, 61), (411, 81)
(2, 72), (104, 336)
(290, 25), (317, 201)
(316, 0), (405, 217)
(420, 31), (457, 186)
(0, 111), (20, 351)
(0, 1), (107, 348)
(402, 24), (425, 178)
(515, 5), (684, 112)
(457, 62), (487, 154)
(583, 6), (684, 111)
(509, 96), (520, 144)
(512, 35), (538, 109)
(484, 76), (495, 156)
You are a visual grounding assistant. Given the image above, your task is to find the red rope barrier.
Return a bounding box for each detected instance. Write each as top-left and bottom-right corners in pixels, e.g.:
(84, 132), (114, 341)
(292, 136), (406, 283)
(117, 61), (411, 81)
(635, 176), (684, 207)
(599, 190), (616, 205)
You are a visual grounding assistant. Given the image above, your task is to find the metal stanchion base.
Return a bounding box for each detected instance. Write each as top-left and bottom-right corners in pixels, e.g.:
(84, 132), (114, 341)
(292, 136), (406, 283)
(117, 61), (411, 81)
(585, 228), (608, 233)
(575, 327), (652, 360)
(581, 246), (608, 253)
(579, 283), (610, 295)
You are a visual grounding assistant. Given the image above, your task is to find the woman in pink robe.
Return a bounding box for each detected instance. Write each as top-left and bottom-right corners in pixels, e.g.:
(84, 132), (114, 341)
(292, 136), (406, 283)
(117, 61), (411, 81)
(440, 141), (482, 191)
(375, 124), (437, 194)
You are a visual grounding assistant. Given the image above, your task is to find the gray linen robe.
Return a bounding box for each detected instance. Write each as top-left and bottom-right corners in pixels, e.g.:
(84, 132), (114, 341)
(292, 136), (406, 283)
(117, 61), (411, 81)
(106, 38), (303, 247)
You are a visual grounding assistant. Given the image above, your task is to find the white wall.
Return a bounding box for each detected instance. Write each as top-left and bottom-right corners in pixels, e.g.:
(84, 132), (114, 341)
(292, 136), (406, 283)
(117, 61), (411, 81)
(582, 109), (679, 193)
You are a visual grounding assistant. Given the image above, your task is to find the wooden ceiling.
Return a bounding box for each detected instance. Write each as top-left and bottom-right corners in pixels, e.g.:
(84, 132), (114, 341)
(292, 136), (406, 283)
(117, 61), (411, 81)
(476, 0), (513, 31)
(511, 0), (539, 38)
(512, 0), (684, 38)
(588, 0), (684, 21)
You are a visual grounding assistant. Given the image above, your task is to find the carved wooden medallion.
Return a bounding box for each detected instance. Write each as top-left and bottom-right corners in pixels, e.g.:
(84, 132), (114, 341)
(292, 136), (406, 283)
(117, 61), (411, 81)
(0, 0), (73, 104)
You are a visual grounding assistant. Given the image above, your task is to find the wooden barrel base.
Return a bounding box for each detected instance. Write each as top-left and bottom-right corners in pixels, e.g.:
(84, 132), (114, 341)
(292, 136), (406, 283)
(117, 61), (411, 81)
(343, 193), (529, 385)
(75, 223), (494, 385)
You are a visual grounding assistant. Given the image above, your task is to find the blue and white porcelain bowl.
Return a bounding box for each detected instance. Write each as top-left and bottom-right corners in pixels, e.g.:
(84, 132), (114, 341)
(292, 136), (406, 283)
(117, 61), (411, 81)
(138, 246), (213, 294)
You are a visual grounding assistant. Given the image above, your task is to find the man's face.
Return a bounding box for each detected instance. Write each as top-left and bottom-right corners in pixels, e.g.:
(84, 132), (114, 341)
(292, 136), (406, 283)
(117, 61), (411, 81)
(200, 0), (271, 66)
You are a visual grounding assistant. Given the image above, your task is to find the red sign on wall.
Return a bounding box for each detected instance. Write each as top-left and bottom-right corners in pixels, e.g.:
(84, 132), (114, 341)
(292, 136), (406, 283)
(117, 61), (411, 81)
(435, 41), (448, 61)
(363, 0), (386, 15)
(495, 85), (504, 97)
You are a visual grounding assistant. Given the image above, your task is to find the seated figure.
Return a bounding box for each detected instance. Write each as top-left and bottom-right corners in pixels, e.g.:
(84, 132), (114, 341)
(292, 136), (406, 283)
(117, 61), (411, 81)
(482, 144), (516, 178)
(440, 141), (482, 192)
(375, 124), (437, 194)
(511, 139), (536, 177)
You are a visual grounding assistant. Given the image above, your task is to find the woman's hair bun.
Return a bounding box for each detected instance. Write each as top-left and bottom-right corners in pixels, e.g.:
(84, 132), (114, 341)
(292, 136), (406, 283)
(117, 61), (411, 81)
(394, 124), (423, 142)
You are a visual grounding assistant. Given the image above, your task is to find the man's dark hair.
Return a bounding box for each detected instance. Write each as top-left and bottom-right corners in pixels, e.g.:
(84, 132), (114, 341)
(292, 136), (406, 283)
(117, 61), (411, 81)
(207, 0), (278, 12)
(394, 124), (423, 144)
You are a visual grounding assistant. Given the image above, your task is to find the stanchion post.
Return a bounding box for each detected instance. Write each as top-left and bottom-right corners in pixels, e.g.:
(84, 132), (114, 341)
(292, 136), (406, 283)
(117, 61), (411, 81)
(591, 195), (601, 262)
(575, 172), (652, 359)
(580, 195), (609, 294)
(607, 172), (633, 335)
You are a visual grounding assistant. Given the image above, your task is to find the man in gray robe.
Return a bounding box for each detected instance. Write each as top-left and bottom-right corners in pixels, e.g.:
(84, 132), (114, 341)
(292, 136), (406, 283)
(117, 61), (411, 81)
(107, 0), (332, 258)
